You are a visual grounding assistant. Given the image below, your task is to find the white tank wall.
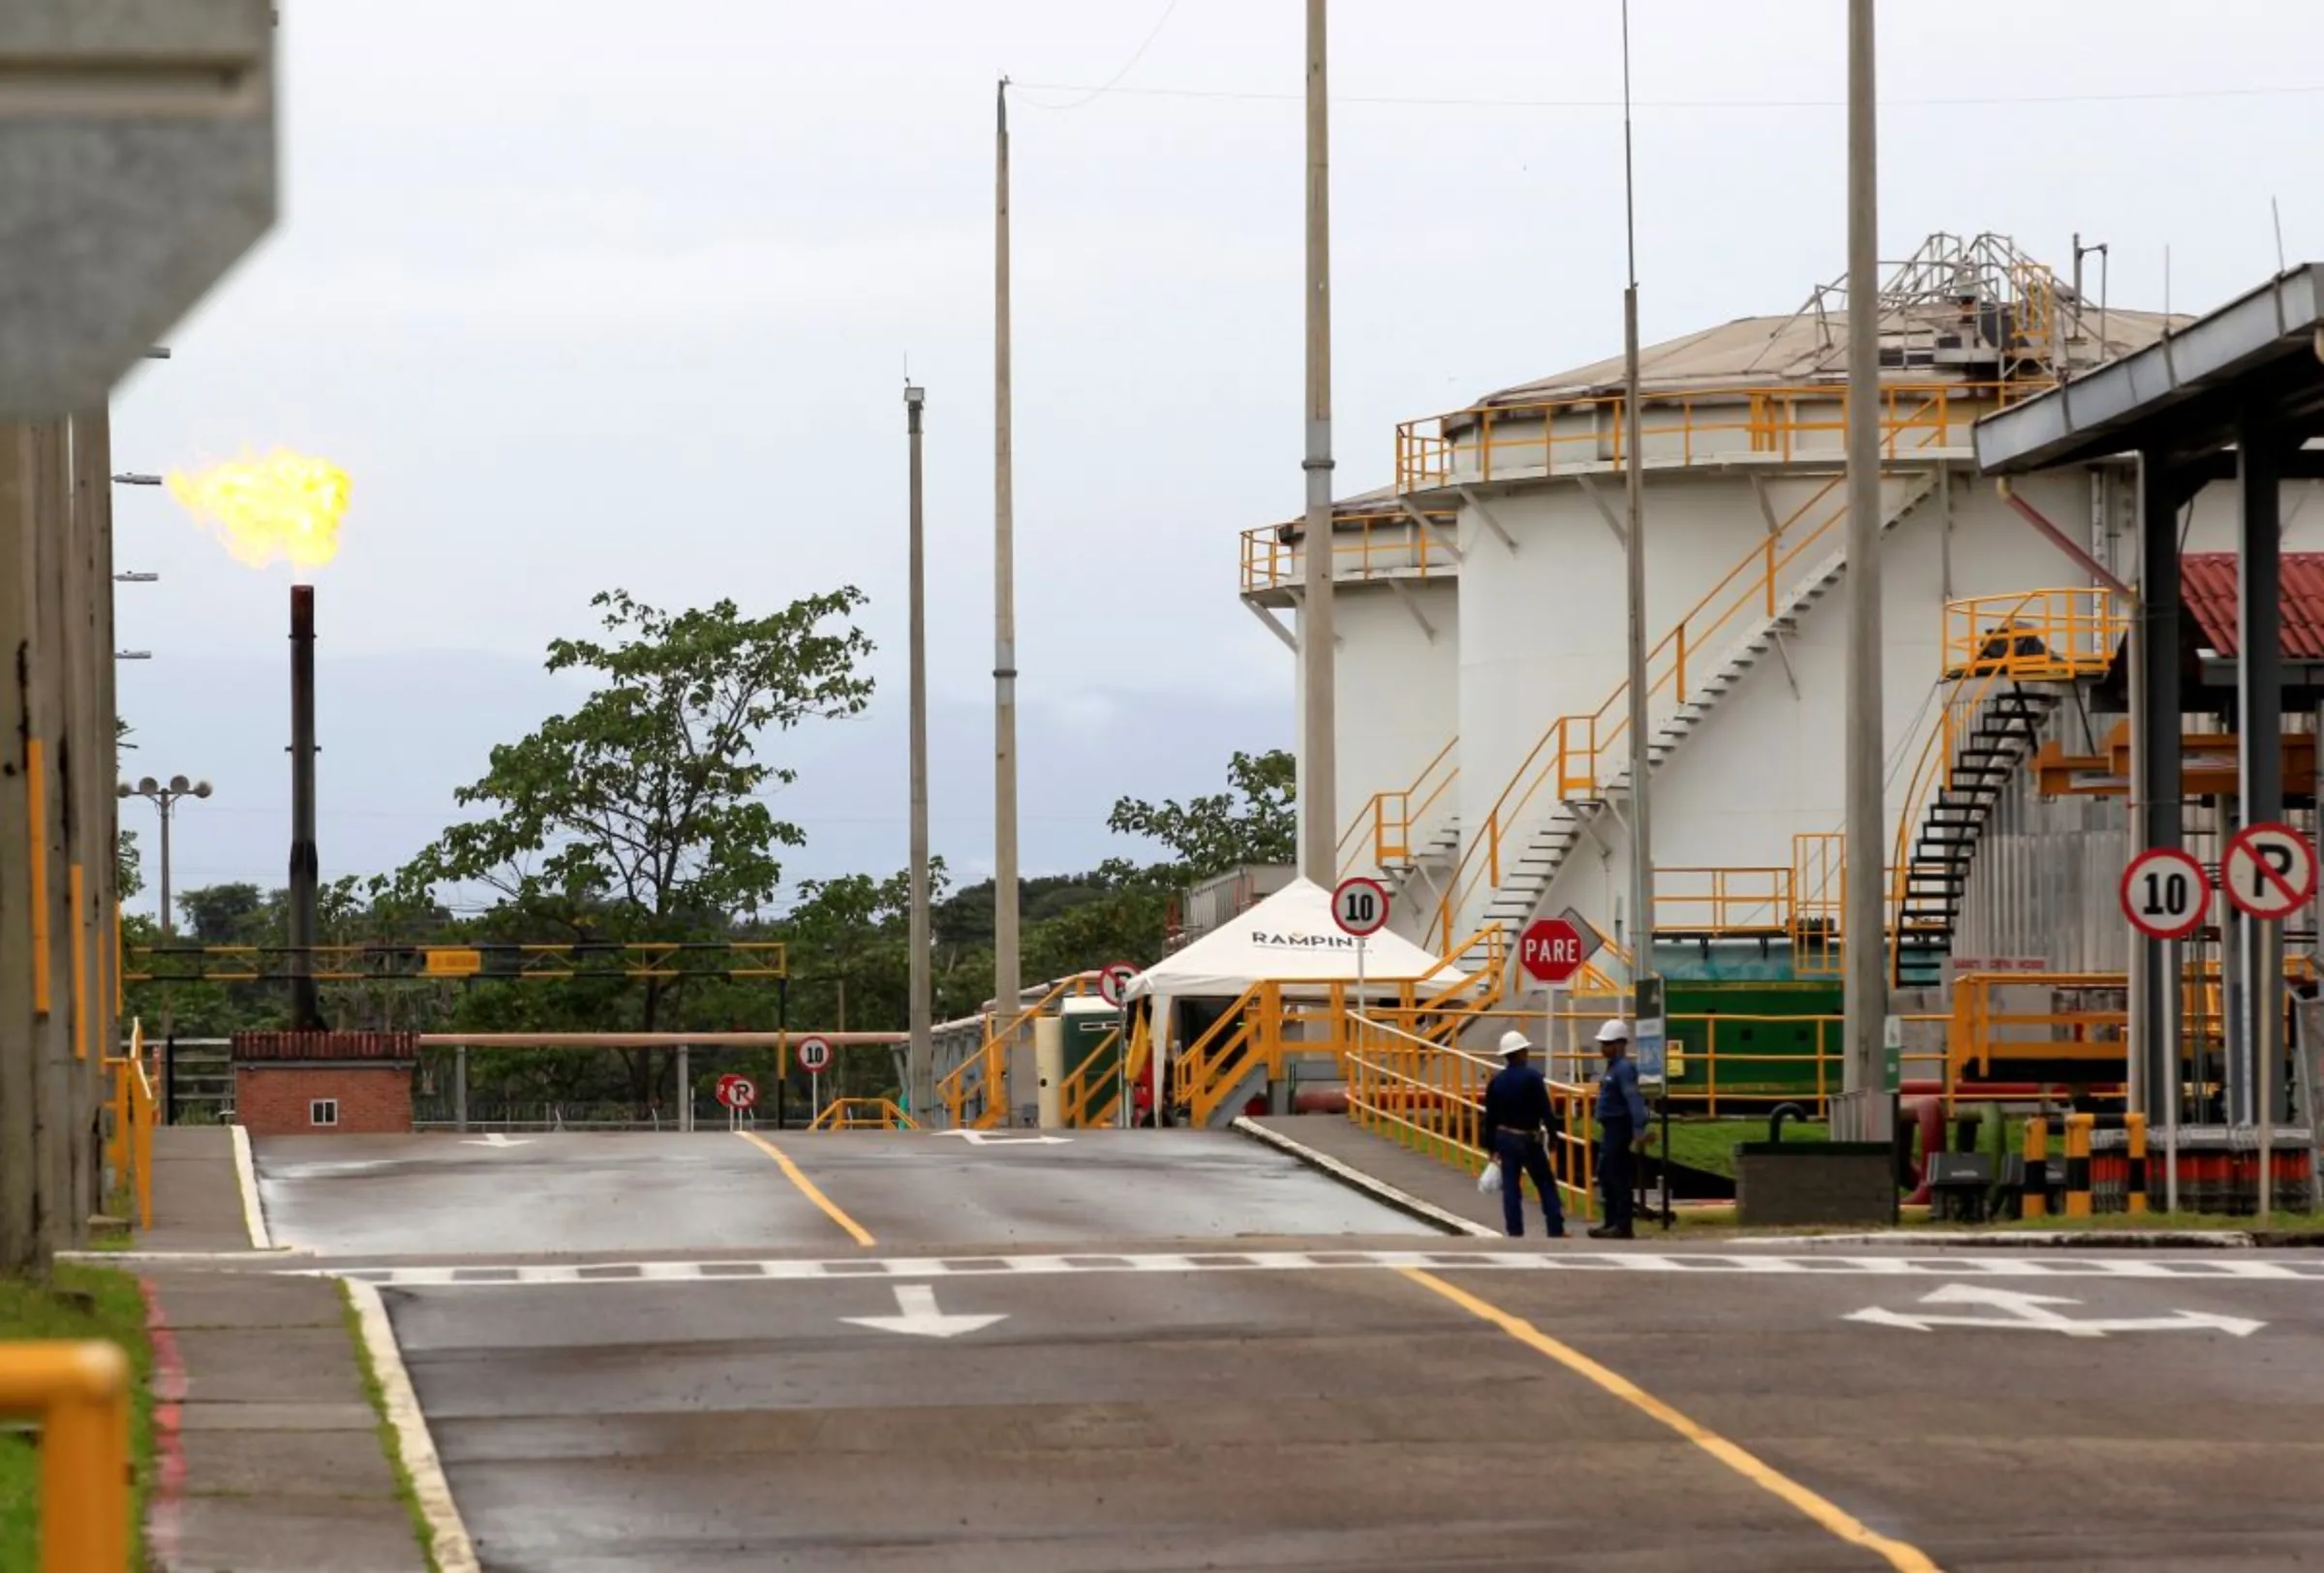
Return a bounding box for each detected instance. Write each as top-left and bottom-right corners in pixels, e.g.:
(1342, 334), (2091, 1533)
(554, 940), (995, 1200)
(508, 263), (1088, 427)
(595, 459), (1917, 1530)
(1291, 577), (1458, 874)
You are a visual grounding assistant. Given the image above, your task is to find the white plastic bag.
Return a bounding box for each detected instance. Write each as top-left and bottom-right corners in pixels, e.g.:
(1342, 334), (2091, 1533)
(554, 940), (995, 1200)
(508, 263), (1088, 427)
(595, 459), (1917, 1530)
(1477, 1157), (1503, 1195)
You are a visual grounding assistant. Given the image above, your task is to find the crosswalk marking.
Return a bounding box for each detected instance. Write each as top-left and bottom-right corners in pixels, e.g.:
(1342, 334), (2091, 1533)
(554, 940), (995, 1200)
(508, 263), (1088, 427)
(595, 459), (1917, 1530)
(310, 1249), (2324, 1290)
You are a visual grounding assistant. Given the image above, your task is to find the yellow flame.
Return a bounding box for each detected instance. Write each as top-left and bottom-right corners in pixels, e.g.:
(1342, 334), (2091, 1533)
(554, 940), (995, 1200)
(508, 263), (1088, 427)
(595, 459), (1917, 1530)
(166, 450), (352, 572)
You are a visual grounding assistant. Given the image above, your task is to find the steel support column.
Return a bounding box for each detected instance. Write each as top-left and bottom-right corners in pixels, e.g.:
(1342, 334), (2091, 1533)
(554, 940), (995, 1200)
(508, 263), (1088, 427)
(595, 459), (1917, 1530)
(2135, 459), (2186, 1122)
(2235, 429), (2284, 1132)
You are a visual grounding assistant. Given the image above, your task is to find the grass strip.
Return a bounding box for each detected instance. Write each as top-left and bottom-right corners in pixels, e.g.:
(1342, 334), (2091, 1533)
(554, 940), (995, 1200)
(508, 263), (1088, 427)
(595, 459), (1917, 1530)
(0, 1263), (155, 1568)
(336, 1280), (443, 1573)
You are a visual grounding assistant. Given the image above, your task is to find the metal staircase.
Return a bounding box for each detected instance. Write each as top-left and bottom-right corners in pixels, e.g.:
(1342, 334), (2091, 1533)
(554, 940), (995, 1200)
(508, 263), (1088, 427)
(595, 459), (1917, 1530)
(1468, 472), (1942, 945)
(1891, 687), (2061, 987)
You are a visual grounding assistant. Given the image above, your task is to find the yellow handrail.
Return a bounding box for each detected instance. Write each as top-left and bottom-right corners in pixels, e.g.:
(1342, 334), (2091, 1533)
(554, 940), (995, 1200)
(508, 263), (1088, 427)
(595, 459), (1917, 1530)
(1428, 475), (1858, 951)
(103, 1018), (156, 1230)
(1057, 1026), (1124, 1128)
(937, 972), (1106, 1129)
(1395, 379), (2045, 493)
(808, 1097), (919, 1131)
(1341, 735), (1459, 880)
(1344, 1008), (1599, 1218)
(0, 1340), (130, 1572)
(1886, 589), (2129, 981)
(1241, 507), (1457, 595)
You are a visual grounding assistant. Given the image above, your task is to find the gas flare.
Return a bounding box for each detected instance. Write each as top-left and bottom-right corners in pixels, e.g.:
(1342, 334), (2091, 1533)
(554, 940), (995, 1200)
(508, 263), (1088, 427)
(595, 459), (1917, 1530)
(166, 450), (352, 572)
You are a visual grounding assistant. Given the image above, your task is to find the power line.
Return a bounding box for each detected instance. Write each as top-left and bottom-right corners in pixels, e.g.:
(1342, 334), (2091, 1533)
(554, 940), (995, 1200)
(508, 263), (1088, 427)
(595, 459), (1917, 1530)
(1008, 78), (2324, 112)
(1016, 2), (1180, 112)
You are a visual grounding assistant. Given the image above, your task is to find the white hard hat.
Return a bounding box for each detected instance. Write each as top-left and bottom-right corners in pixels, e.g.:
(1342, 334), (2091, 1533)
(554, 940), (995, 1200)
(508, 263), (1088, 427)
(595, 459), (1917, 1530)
(1496, 1031), (1533, 1057)
(1595, 1018), (1632, 1043)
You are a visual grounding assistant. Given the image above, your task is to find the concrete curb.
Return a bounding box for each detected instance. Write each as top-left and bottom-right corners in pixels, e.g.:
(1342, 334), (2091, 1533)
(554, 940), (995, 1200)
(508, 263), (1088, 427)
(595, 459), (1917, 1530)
(345, 1278), (481, 1573)
(230, 1124), (274, 1250)
(1728, 1229), (2262, 1249)
(56, 1247), (310, 1265)
(1231, 1117), (1498, 1239)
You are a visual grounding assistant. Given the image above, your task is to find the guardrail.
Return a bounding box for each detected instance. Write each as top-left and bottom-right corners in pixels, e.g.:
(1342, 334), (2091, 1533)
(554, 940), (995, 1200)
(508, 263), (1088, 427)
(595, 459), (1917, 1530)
(1344, 1009), (1598, 1217)
(1240, 507), (1457, 596)
(0, 1340), (131, 1572)
(102, 1018), (157, 1229)
(809, 1097), (918, 1131)
(1393, 380), (2039, 493)
(937, 971), (1111, 1129)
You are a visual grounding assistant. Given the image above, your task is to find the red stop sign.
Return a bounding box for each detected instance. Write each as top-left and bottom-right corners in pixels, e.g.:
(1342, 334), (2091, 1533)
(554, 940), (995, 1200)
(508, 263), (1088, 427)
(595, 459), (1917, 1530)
(1518, 917), (1586, 985)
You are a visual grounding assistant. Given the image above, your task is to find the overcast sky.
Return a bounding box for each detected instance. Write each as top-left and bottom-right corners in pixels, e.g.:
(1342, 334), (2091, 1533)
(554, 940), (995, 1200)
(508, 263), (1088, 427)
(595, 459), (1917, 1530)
(108, 0), (2324, 911)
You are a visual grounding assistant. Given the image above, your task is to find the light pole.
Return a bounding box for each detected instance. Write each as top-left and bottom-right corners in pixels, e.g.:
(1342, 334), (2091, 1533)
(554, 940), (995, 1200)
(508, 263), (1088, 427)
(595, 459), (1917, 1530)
(905, 382), (933, 1121)
(117, 773), (209, 1046)
(1298, 0), (1337, 883)
(1840, 0), (1888, 1139)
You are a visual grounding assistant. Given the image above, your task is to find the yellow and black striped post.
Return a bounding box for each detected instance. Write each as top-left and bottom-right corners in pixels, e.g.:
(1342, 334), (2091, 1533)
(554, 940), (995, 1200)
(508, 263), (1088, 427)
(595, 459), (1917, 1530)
(2064, 1112), (2095, 1218)
(2023, 1117), (2049, 1218)
(2125, 1112), (2149, 1216)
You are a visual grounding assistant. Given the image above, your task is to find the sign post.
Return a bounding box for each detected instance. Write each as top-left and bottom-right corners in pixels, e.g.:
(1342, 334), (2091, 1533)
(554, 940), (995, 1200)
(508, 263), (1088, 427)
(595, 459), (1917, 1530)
(2123, 845), (2215, 1214)
(1331, 877), (1391, 1033)
(796, 1035), (834, 1124)
(2221, 824), (2317, 1217)
(717, 1074), (758, 1131)
(1519, 916), (1590, 1079)
(1097, 962), (1137, 1128)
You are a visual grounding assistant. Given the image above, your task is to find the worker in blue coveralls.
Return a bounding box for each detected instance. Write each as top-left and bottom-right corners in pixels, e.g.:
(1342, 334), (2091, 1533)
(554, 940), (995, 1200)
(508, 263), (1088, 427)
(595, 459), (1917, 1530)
(1481, 1031), (1564, 1239)
(1589, 1018), (1651, 1239)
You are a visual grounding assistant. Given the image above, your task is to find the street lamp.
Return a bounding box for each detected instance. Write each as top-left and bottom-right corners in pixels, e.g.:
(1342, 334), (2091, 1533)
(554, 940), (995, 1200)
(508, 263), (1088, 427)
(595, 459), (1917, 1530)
(111, 473), (162, 487)
(116, 774), (210, 946)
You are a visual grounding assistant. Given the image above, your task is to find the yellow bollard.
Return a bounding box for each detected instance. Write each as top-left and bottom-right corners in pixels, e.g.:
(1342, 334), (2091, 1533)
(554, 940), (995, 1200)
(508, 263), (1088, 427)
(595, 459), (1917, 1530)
(2064, 1112), (2095, 1218)
(2023, 1117), (2049, 1218)
(0, 1341), (130, 1573)
(2125, 1111), (2150, 1217)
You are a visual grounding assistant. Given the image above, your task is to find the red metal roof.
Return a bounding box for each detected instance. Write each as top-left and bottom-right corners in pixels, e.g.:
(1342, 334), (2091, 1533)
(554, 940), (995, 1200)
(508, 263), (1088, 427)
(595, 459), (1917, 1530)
(2178, 553), (2324, 659)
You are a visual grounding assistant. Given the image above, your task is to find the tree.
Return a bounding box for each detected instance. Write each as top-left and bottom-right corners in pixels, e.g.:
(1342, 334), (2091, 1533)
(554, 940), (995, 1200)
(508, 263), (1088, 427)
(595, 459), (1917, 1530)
(1107, 748), (1295, 880)
(385, 587), (874, 1102)
(116, 717), (141, 899)
(392, 588), (873, 932)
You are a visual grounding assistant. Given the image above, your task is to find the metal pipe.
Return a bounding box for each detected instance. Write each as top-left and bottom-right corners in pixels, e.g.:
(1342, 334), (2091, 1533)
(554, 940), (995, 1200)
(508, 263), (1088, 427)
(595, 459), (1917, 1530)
(415, 1032), (903, 1048)
(1840, 0), (1888, 1139)
(1299, 0), (1337, 882)
(287, 583), (320, 1031)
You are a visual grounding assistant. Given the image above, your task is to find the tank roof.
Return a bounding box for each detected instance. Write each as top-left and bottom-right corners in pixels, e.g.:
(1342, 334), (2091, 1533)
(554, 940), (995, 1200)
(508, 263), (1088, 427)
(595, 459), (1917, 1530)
(1471, 231), (2188, 410)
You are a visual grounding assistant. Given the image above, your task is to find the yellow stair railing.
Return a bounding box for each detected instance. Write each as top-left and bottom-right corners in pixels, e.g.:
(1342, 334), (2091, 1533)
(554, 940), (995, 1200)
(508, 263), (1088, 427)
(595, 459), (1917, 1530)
(937, 971), (1107, 1129)
(1428, 474), (1861, 951)
(0, 1339), (132, 1573)
(1886, 588), (2130, 983)
(1340, 736), (1459, 881)
(1057, 1024), (1126, 1128)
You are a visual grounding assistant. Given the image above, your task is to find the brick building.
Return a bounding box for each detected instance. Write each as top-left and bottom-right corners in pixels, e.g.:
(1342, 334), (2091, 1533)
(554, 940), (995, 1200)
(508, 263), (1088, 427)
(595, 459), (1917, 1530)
(231, 1030), (416, 1135)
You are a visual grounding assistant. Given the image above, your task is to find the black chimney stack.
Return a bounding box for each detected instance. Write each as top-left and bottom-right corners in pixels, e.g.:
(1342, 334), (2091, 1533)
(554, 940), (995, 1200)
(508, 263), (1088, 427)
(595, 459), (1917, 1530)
(289, 583), (321, 1030)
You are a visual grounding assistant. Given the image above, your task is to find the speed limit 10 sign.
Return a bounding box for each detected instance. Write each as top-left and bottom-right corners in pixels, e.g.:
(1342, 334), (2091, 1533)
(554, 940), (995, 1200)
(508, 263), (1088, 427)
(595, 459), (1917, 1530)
(2119, 846), (2210, 941)
(1331, 876), (1390, 938)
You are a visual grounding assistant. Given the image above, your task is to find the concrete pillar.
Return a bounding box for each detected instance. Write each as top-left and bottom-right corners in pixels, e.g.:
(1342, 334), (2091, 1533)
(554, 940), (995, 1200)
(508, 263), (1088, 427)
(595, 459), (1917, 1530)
(0, 424), (43, 1274)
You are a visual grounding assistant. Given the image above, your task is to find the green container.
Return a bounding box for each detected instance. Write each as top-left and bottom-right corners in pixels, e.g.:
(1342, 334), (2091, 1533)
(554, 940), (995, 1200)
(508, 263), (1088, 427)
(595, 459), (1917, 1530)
(1666, 980), (1843, 1098)
(1057, 1001), (1121, 1099)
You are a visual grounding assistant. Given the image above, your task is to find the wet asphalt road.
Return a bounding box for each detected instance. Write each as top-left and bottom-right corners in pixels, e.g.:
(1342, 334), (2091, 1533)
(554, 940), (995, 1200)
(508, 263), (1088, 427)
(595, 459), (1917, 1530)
(254, 1130), (2324, 1571)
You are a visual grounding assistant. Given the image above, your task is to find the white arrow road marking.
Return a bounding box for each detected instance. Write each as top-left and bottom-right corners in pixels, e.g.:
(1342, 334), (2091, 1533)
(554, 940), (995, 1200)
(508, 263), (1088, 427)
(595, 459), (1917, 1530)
(459, 1132), (533, 1149)
(841, 1283), (1008, 1339)
(935, 1130), (1070, 1146)
(1845, 1282), (2266, 1338)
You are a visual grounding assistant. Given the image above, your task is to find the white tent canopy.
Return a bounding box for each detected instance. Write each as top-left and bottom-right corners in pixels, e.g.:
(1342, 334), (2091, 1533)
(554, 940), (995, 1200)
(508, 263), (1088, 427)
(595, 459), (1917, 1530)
(1125, 878), (1472, 1002)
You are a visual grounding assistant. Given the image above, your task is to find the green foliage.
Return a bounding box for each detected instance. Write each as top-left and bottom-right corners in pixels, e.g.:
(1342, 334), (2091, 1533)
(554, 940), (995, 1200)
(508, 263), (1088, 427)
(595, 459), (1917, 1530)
(1107, 747), (1294, 880)
(389, 587), (873, 924)
(0, 1265), (153, 1566)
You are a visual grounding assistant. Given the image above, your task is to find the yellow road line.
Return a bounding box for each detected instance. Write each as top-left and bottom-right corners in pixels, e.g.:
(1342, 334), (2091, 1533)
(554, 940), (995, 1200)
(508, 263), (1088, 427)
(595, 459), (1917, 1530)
(1398, 1268), (1942, 1573)
(736, 1130), (875, 1249)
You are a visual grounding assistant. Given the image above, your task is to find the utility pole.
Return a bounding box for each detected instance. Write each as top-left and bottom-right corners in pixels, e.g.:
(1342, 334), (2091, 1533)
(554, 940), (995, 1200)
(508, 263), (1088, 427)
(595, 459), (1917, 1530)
(1298, 0), (1338, 884)
(904, 381), (933, 1120)
(1840, 0), (1889, 1139)
(994, 78), (1024, 1120)
(1619, 0), (1652, 990)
